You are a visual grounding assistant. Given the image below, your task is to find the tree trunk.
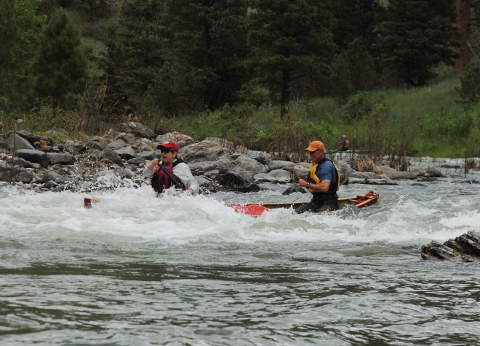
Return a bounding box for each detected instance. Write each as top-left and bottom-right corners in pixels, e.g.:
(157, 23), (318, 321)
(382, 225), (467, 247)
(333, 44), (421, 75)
(455, 0), (471, 71)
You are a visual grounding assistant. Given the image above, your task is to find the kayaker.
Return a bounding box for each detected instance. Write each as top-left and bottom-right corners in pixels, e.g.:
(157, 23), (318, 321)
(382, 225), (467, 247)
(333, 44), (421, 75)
(296, 140), (339, 213)
(337, 135), (350, 152)
(146, 141), (199, 195)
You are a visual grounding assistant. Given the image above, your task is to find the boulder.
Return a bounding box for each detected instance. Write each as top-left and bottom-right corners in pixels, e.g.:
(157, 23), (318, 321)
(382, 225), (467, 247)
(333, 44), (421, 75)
(106, 138), (128, 150)
(254, 169), (292, 183)
(119, 122), (155, 138)
(217, 169), (260, 192)
(136, 151), (160, 161)
(421, 231), (480, 260)
(282, 185), (307, 195)
(15, 149), (48, 167)
(7, 134), (35, 150)
(181, 139), (226, 163)
(6, 157), (37, 168)
(233, 154), (266, 174)
(114, 146), (136, 160)
(0, 163), (35, 183)
(101, 148), (124, 166)
(246, 150), (272, 165)
(189, 157), (233, 175)
(63, 140), (86, 155)
(292, 163), (309, 179)
(268, 160), (296, 172)
(156, 131), (195, 148)
(41, 171), (67, 184)
(47, 152), (75, 165)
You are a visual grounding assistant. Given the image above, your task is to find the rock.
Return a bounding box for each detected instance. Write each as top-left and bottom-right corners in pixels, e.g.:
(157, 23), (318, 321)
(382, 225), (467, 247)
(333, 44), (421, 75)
(101, 148), (124, 166)
(0, 163), (35, 183)
(348, 171), (384, 179)
(113, 168), (135, 179)
(114, 146), (136, 159)
(132, 138), (155, 152)
(15, 149), (49, 167)
(118, 132), (137, 144)
(136, 151), (160, 161)
(47, 152), (75, 165)
(268, 160), (296, 172)
(63, 140), (86, 155)
(425, 167), (444, 178)
(254, 169), (292, 183)
(233, 154), (266, 174)
(218, 169), (260, 192)
(155, 131), (195, 147)
(421, 231), (480, 260)
(41, 171), (67, 184)
(365, 178), (398, 185)
(6, 157), (37, 168)
(107, 138), (128, 150)
(181, 139), (227, 162)
(7, 134), (35, 150)
(282, 185), (307, 195)
(246, 150), (272, 165)
(189, 158), (233, 175)
(127, 157), (146, 166)
(86, 136), (108, 150)
(292, 163), (309, 179)
(119, 122), (155, 138)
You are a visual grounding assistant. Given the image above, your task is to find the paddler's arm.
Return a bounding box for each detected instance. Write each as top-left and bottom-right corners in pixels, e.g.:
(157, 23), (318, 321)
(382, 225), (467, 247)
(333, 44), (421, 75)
(298, 178), (331, 192)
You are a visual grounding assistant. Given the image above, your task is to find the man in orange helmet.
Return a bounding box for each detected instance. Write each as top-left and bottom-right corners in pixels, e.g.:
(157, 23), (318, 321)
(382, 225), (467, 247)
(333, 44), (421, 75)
(296, 140), (340, 213)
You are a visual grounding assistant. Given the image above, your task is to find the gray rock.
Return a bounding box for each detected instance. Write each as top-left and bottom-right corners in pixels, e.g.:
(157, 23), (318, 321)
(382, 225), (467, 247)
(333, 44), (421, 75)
(114, 146), (136, 159)
(137, 151), (160, 161)
(181, 140), (226, 162)
(268, 160), (296, 172)
(63, 140), (86, 154)
(107, 139), (128, 150)
(127, 157), (146, 166)
(101, 149), (124, 166)
(282, 185), (307, 195)
(114, 168), (135, 179)
(349, 171), (384, 179)
(365, 178), (398, 185)
(293, 163), (309, 179)
(189, 158), (233, 175)
(218, 169), (260, 192)
(421, 231), (480, 260)
(0, 163), (35, 183)
(47, 152), (75, 165)
(234, 154), (266, 174)
(156, 131), (195, 148)
(254, 169), (292, 183)
(15, 149), (49, 167)
(246, 150), (272, 165)
(119, 122), (155, 138)
(6, 157), (36, 168)
(7, 134), (35, 150)
(41, 171), (67, 184)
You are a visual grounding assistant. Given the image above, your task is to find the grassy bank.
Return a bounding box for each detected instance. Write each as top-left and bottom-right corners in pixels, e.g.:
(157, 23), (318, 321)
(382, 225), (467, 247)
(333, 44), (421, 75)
(2, 74), (479, 158)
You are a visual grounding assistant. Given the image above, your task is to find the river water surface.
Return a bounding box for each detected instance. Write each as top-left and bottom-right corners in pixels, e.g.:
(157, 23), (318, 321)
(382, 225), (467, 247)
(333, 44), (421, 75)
(1, 178), (480, 345)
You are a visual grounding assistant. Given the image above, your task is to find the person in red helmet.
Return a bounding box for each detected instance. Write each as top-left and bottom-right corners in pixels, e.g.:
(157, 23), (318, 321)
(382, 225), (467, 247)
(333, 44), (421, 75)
(147, 141), (198, 195)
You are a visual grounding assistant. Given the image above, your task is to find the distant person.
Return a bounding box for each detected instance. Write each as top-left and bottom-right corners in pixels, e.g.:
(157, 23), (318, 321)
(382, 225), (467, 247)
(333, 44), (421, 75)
(147, 141), (199, 195)
(338, 135), (350, 152)
(296, 141), (340, 213)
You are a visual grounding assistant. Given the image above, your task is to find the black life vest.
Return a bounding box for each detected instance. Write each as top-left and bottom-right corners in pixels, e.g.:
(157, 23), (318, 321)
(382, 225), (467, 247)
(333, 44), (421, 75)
(151, 159), (186, 194)
(307, 159), (339, 202)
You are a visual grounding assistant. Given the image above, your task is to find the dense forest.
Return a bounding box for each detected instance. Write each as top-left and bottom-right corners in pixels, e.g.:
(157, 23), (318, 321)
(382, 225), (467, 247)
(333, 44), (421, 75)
(1, 0), (480, 157)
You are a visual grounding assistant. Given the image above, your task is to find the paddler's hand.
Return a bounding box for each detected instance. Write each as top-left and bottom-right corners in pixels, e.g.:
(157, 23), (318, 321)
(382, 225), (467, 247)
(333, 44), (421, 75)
(185, 189), (193, 195)
(298, 179), (309, 188)
(150, 158), (160, 169)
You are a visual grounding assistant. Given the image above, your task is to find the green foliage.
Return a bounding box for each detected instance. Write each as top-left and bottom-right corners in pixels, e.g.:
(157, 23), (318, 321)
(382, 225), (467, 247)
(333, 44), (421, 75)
(0, 0), (45, 111)
(248, 0), (335, 117)
(34, 9), (87, 108)
(458, 63), (480, 108)
(378, 0), (456, 86)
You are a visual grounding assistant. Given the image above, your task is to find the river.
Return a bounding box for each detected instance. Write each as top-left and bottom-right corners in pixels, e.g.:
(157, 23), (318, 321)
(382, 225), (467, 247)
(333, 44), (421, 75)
(1, 176), (480, 345)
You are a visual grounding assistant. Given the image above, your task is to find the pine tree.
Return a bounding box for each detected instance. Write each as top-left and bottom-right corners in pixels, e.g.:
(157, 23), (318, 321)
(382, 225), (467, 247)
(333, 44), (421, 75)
(378, 0), (456, 86)
(34, 9), (87, 107)
(105, 0), (165, 114)
(0, 0), (45, 111)
(248, 0), (335, 118)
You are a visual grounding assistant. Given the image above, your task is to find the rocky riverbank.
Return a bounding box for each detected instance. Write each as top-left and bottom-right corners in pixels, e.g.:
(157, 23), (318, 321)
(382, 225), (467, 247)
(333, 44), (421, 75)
(0, 121), (456, 194)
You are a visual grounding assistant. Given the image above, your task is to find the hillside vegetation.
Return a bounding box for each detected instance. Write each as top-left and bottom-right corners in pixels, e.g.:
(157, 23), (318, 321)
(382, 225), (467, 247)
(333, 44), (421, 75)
(1, 0), (480, 158)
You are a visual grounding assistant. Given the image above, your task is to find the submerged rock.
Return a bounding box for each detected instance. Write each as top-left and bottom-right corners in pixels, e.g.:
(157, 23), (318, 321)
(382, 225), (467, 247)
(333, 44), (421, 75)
(421, 231), (480, 261)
